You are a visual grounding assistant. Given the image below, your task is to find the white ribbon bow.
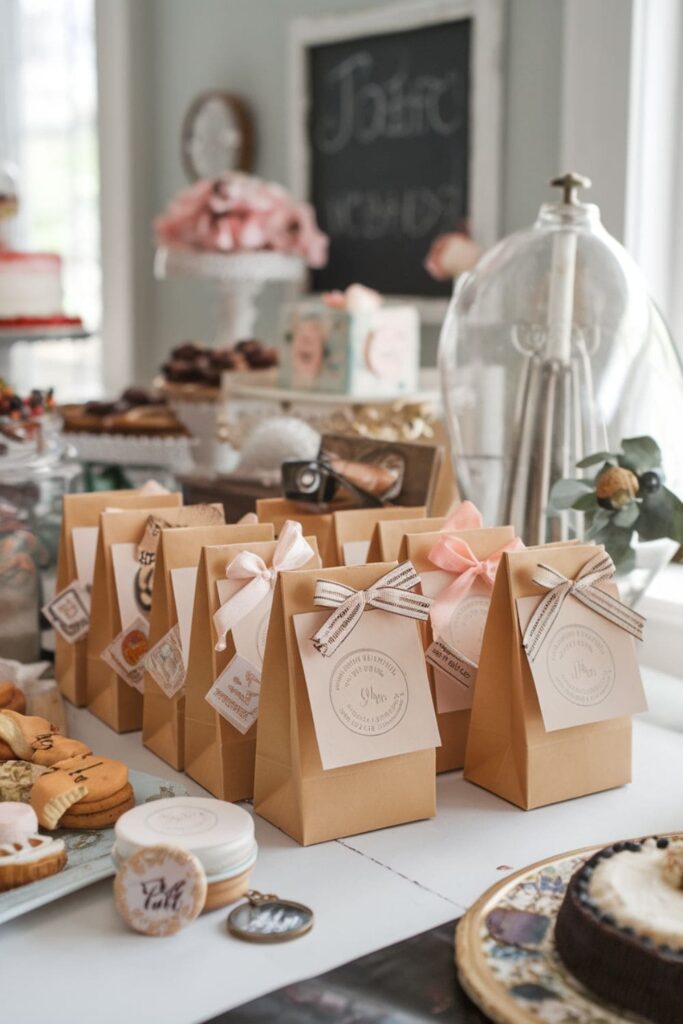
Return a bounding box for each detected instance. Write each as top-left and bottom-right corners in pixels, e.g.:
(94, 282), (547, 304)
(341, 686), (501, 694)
(311, 561), (431, 658)
(213, 519), (314, 652)
(522, 550), (645, 662)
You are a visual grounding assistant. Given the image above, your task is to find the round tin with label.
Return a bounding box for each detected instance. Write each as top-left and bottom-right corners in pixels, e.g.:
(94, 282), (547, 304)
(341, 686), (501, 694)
(114, 844), (207, 936)
(227, 890), (314, 943)
(114, 797), (257, 911)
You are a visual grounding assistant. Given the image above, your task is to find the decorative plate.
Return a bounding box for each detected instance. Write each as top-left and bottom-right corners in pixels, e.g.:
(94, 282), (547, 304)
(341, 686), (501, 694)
(0, 769), (186, 925)
(456, 833), (682, 1024)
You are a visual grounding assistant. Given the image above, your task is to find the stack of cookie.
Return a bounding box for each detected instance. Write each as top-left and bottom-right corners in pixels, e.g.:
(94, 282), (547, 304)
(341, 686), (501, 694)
(0, 709), (134, 830)
(32, 754), (135, 830)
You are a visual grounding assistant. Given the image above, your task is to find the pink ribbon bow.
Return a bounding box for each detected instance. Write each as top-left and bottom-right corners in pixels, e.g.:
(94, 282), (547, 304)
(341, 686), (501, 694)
(441, 500), (484, 532)
(428, 533), (524, 641)
(213, 519), (313, 652)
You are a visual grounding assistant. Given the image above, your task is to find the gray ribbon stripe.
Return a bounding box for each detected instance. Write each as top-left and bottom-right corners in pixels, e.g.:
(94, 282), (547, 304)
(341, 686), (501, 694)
(523, 551), (645, 662)
(311, 561), (431, 658)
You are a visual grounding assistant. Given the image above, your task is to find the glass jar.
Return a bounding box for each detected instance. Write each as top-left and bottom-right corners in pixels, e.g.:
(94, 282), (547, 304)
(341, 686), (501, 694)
(0, 412), (81, 661)
(439, 173), (683, 594)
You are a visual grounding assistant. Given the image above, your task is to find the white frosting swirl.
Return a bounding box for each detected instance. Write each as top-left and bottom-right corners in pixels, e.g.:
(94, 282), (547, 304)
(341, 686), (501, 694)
(589, 839), (683, 948)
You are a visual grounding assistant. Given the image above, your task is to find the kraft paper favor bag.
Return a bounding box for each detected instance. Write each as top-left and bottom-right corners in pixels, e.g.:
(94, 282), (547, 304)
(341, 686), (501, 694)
(332, 505), (426, 566)
(142, 520), (273, 770)
(184, 527), (319, 801)
(464, 543), (641, 809)
(364, 499), (483, 563)
(256, 498), (343, 566)
(54, 489), (181, 706)
(366, 515), (449, 563)
(403, 522), (518, 773)
(86, 502), (218, 732)
(254, 561), (439, 846)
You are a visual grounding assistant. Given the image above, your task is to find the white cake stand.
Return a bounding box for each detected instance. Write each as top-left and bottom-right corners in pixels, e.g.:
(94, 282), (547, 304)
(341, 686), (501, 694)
(154, 247), (306, 346)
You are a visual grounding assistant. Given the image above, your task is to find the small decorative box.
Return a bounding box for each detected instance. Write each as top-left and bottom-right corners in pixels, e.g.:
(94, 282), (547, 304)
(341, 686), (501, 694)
(280, 289), (419, 397)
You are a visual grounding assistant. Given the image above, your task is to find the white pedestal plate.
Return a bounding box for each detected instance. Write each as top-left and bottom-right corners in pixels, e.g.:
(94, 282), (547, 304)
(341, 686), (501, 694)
(154, 247), (305, 473)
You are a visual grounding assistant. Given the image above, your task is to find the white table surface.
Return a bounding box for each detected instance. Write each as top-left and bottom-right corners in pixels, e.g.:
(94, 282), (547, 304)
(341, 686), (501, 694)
(3, 671), (683, 1024)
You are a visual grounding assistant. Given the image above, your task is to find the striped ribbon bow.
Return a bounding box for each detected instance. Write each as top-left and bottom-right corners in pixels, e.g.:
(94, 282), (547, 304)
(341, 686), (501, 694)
(311, 561), (431, 658)
(522, 550), (645, 662)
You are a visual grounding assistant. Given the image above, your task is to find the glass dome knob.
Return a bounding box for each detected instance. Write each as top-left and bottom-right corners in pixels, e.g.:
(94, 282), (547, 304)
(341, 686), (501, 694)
(550, 171), (592, 206)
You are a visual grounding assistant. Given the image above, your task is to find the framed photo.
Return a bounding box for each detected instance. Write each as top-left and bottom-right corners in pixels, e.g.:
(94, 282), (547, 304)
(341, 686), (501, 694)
(289, 0), (504, 320)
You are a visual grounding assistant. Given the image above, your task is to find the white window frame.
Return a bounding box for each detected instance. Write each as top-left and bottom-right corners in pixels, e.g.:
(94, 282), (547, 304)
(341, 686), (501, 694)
(95, 0), (138, 395)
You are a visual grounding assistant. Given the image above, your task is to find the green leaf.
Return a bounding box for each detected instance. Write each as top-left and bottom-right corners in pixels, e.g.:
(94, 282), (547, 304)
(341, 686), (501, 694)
(585, 508), (612, 539)
(600, 522), (637, 571)
(613, 502), (640, 528)
(573, 491), (599, 512)
(637, 486), (683, 542)
(549, 478), (593, 511)
(576, 451), (616, 469)
(619, 436), (662, 474)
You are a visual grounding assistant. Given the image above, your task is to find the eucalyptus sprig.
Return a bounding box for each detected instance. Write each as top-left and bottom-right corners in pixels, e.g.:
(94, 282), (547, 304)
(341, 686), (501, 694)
(550, 436), (683, 573)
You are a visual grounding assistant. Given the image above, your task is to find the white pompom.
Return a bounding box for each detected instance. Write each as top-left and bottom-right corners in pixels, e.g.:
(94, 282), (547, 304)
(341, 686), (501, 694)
(238, 416), (320, 477)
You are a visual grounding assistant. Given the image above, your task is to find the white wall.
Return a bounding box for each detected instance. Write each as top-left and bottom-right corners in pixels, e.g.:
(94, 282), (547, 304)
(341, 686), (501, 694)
(124, 0), (566, 383)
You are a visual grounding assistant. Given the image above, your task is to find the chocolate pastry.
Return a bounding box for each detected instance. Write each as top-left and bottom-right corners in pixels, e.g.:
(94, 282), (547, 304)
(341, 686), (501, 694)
(161, 359), (205, 384)
(555, 837), (683, 1023)
(171, 341), (207, 361)
(120, 387), (165, 408)
(209, 348), (243, 371)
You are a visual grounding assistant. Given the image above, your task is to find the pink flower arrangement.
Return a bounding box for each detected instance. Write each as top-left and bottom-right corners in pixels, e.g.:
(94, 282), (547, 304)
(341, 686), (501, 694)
(154, 173), (328, 269)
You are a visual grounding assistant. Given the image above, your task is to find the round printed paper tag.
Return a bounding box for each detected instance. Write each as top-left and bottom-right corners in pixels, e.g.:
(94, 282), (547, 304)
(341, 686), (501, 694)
(114, 844), (207, 936)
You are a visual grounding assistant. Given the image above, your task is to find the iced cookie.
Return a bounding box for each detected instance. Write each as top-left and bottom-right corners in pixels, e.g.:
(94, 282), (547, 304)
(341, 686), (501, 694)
(0, 710), (59, 761)
(30, 735), (91, 768)
(31, 754), (133, 830)
(0, 760), (50, 802)
(0, 833), (67, 891)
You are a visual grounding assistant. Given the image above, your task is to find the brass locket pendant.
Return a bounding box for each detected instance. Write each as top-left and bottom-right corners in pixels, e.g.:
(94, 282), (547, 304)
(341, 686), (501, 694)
(227, 890), (314, 943)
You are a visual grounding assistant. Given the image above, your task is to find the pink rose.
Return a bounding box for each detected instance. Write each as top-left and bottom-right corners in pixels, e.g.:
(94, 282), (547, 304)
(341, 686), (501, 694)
(424, 232), (482, 280)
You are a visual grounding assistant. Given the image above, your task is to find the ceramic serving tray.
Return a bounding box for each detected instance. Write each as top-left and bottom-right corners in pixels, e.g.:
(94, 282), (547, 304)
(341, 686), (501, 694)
(0, 769), (187, 925)
(456, 832), (681, 1024)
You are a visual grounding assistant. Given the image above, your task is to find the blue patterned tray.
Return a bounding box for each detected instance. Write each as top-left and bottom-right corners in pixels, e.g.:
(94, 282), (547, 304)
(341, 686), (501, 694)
(456, 835), (682, 1024)
(0, 769), (186, 925)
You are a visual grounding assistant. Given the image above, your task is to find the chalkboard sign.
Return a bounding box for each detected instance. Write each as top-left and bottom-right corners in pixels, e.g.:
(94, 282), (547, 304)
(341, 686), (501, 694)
(306, 18), (471, 298)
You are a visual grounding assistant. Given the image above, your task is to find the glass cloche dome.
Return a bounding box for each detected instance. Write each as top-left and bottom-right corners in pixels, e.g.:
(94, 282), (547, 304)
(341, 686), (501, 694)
(439, 172), (683, 556)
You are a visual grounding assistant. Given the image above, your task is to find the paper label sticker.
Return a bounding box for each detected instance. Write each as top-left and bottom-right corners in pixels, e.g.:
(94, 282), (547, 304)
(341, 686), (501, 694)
(170, 566), (198, 668)
(42, 581), (91, 644)
(425, 639), (476, 712)
(516, 588), (647, 732)
(421, 571), (491, 665)
(146, 625), (186, 698)
(111, 542), (150, 628)
(71, 526), (98, 588)
(293, 608), (440, 771)
(342, 540), (370, 566)
(205, 654), (261, 735)
(100, 616), (150, 692)
(215, 578), (273, 669)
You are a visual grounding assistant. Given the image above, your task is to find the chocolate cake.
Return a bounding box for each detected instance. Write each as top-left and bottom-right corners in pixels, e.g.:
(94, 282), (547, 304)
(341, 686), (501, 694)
(555, 836), (683, 1023)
